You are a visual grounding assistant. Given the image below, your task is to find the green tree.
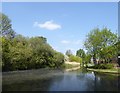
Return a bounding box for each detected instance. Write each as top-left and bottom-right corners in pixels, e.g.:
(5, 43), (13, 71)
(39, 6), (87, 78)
(52, 52), (64, 68)
(76, 49), (86, 66)
(98, 28), (118, 63)
(65, 49), (72, 56)
(2, 37), (12, 71)
(69, 55), (82, 63)
(84, 27), (117, 64)
(84, 53), (92, 67)
(1, 13), (65, 71)
(0, 13), (16, 39)
(76, 49), (85, 58)
(9, 35), (32, 70)
(84, 28), (100, 64)
(116, 37), (120, 66)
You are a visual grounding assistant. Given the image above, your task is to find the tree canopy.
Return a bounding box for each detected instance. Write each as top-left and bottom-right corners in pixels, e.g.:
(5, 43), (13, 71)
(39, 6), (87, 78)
(65, 49), (72, 57)
(0, 13), (16, 39)
(84, 28), (118, 64)
(1, 13), (65, 71)
(76, 49), (86, 59)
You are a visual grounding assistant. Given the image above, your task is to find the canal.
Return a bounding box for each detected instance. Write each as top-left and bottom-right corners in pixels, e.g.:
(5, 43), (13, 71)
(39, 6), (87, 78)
(2, 68), (120, 91)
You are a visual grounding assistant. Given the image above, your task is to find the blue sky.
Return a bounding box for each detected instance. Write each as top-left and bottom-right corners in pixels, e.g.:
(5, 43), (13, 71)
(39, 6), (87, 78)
(2, 2), (118, 54)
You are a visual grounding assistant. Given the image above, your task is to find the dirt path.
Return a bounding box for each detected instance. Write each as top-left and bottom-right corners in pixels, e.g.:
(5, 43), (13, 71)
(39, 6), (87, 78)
(65, 61), (80, 65)
(65, 61), (80, 71)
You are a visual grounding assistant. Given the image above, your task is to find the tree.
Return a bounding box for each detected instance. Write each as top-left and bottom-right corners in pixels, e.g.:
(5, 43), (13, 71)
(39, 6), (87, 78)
(2, 37), (12, 71)
(69, 55), (82, 63)
(0, 13), (16, 39)
(1, 13), (65, 71)
(84, 28), (101, 64)
(98, 28), (118, 63)
(84, 53), (92, 67)
(10, 35), (32, 70)
(76, 49), (86, 66)
(84, 27), (117, 64)
(52, 52), (64, 68)
(76, 49), (86, 59)
(115, 37), (120, 66)
(65, 49), (72, 56)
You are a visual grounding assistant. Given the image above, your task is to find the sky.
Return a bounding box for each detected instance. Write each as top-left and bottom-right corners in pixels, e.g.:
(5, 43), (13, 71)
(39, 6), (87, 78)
(2, 2), (118, 54)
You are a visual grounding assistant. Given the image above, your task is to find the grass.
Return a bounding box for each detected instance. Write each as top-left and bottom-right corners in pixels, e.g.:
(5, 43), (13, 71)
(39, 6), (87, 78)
(87, 68), (120, 74)
(64, 64), (79, 69)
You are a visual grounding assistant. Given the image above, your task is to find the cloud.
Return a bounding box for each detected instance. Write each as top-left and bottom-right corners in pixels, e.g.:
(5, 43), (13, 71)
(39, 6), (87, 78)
(61, 40), (70, 44)
(61, 40), (82, 45)
(33, 20), (61, 30)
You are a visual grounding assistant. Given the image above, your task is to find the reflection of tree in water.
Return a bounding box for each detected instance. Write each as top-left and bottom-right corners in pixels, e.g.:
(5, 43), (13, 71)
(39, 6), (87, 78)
(93, 72), (119, 91)
(76, 71), (95, 91)
(89, 72), (119, 91)
(3, 77), (54, 91)
(3, 70), (64, 91)
(3, 69), (119, 91)
(76, 71), (119, 91)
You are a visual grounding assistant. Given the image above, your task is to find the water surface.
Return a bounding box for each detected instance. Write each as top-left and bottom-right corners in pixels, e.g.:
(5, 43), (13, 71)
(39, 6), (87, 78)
(2, 69), (120, 91)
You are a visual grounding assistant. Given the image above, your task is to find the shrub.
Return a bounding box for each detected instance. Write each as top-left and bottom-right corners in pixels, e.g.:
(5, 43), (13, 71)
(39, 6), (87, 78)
(88, 63), (114, 69)
(69, 55), (82, 63)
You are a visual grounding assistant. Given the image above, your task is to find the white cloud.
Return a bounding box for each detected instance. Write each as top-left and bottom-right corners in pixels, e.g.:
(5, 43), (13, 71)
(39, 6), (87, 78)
(61, 40), (70, 44)
(61, 40), (83, 45)
(33, 20), (61, 30)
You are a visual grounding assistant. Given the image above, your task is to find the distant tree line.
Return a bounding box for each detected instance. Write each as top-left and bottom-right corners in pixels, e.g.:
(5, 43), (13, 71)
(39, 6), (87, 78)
(0, 13), (64, 71)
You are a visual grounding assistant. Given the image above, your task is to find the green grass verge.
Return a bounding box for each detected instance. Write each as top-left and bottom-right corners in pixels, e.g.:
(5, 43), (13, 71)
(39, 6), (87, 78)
(65, 64), (79, 69)
(87, 68), (120, 74)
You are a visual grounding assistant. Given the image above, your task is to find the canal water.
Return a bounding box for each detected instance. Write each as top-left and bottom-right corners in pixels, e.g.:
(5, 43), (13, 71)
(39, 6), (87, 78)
(2, 68), (120, 91)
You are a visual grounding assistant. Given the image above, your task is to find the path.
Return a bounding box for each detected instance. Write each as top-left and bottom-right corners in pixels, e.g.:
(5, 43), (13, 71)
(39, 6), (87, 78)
(65, 61), (80, 71)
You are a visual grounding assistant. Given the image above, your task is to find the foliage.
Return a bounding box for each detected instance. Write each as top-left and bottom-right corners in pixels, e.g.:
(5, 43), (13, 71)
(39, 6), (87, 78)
(84, 53), (92, 67)
(2, 37), (12, 71)
(1, 13), (65, 71)
(76, 49), (86, 59)
(84, 54), (91, 63)
(84, 27), (118, 64)
(116, 38), (120, 66)
(69, 55), (82, 63)
(64, 64), (78, 69)
(52, 52), (64, 68)
(76, 49), (86, 66)
(88, 63), (114, 69)
(0, 13), (16, 39)
(2, 35), (65, 71)
(65, 49), (72, 57)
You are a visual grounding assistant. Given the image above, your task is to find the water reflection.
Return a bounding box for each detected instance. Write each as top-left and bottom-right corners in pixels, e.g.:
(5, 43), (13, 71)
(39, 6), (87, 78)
(2, 69), (119, 91)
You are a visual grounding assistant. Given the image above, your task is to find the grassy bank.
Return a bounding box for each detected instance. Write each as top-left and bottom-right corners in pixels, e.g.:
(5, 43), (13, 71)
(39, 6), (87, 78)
(87, 68), (120, 74)
(64, 64), (79, 69)
(64, 62), (80, 71)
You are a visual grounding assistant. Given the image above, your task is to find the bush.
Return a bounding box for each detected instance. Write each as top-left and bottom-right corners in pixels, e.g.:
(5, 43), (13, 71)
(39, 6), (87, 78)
(64, 64), (78, 69)
(88, 63), (114, 69)
(2, 36), (65, 71)
(69, 55), (82, 63)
